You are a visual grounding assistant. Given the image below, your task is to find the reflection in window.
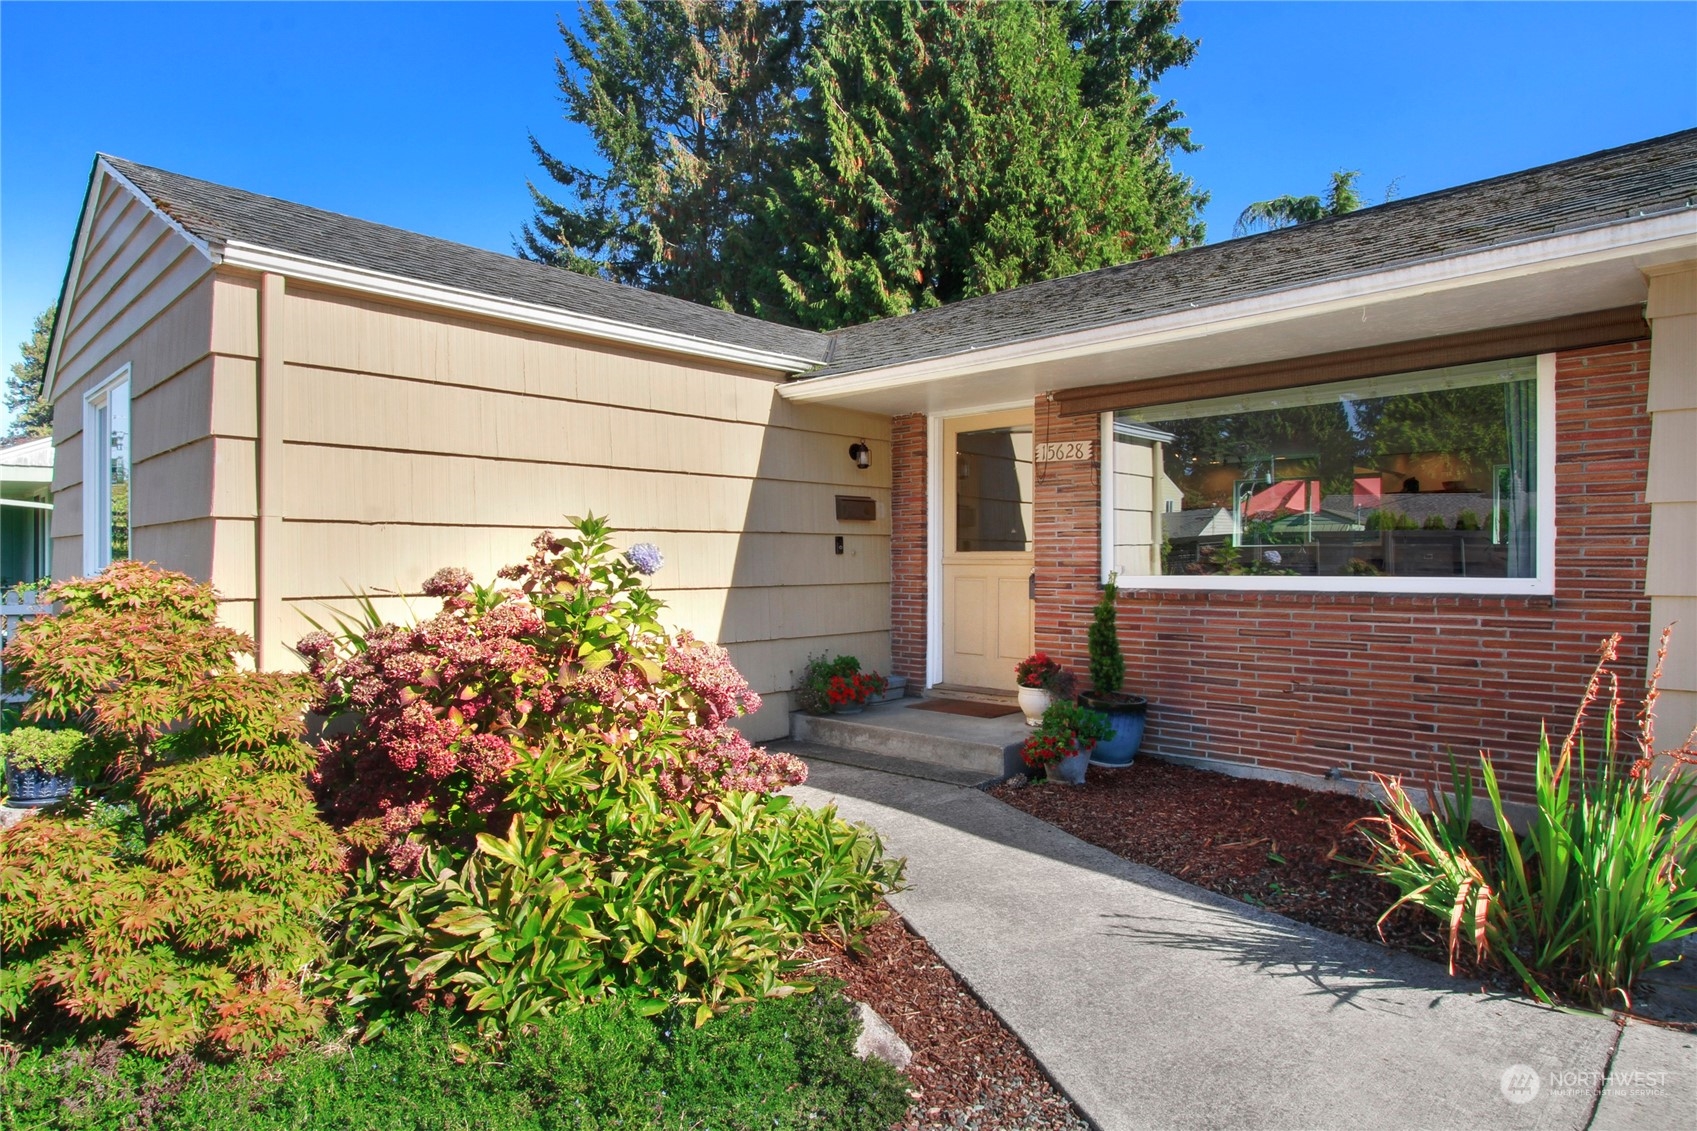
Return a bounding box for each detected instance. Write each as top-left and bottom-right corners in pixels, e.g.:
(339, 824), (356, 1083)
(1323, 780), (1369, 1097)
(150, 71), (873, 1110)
(1109, 358), (1539, 581)
(956, 426), (1033, 552)
(84, 374), (130, 573)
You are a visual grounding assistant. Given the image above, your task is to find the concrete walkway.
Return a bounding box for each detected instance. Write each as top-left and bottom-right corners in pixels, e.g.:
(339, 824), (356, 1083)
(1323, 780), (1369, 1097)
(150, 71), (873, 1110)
(788, 759), (1696, 1131)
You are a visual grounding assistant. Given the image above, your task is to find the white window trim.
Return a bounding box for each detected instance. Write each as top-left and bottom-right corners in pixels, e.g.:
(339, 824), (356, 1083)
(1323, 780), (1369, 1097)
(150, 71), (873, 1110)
(81, 364), (132, 576)
(1099, 352), (1557, 597)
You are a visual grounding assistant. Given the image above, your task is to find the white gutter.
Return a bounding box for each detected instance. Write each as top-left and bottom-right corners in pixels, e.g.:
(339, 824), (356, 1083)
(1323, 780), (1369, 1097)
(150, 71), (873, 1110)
(217, 242), (823, 375)
(780, 209), (1697, 401)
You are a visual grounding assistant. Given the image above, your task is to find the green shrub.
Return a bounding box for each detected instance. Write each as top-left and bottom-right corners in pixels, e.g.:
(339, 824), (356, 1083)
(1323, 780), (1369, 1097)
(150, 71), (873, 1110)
(0, 727), (88, 775)
(1454, 510), (1482, 531)
(0, 563), (341, 1057)
(1357, 629), (1697, 1008)
(315, 730), (902, 1034)
(1087, 572), (1125, 695)
(1422, 514), (1448, 530)
(2, 992), (910, 1131)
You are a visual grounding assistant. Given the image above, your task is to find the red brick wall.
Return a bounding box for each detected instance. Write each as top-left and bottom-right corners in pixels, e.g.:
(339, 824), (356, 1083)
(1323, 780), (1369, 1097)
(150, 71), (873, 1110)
(1032, 341), (1654, 800)
(890, 413), (929, 687)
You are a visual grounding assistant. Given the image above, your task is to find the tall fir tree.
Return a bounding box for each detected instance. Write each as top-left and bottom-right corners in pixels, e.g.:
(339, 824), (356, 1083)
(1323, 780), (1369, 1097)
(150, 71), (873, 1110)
(523, 1), (1205, 331)
(763, 0), (1204, 329)
(519, 0), (808, 313)
(5, 304), (57, 440)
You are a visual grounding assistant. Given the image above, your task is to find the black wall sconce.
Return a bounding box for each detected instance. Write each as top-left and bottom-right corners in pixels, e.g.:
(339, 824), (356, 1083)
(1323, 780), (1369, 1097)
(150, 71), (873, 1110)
(848, 441), (871, 470)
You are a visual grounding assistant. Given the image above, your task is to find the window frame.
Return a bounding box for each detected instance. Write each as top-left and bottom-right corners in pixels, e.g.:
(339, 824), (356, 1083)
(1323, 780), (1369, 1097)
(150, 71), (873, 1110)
(81, 364), (132, 576)
(1098, 352), (1557, 596)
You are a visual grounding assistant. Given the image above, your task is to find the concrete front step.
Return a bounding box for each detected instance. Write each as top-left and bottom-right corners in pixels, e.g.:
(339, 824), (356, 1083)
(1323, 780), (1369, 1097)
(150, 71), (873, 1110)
(789, 699), (1029, 780)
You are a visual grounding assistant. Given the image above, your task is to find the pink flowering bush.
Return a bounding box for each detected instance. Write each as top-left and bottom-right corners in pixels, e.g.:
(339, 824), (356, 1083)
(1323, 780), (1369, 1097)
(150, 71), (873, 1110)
(302, 515), (805, 871)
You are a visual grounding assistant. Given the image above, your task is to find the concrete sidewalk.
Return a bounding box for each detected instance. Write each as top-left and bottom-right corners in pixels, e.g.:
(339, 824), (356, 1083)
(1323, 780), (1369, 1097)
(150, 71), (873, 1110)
(788, 759), (1696, 1131)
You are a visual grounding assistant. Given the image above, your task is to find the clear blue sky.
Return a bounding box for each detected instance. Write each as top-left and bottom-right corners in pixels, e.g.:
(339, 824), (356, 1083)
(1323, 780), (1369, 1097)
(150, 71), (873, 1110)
(4, 0), (1695, 428)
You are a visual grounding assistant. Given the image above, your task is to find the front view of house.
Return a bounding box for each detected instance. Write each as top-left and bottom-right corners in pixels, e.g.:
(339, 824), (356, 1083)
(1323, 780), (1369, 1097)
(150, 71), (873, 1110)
(41, 130), (1697, 800)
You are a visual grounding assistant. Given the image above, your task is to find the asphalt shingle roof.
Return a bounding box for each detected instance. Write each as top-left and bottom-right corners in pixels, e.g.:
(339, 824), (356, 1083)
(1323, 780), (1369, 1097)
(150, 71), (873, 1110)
(808, 128), (1697, 379)
(101, 129), (1696, 382)
(101, 156), (832, 366)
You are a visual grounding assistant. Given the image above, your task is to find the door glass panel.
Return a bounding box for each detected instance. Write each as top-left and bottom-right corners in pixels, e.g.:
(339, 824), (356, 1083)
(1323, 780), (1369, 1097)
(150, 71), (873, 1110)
(955, 426), (1033, 552)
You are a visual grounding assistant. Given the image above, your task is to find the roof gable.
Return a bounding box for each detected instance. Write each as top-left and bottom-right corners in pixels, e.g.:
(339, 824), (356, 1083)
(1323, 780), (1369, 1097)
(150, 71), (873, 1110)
(97, 156), (831, 372)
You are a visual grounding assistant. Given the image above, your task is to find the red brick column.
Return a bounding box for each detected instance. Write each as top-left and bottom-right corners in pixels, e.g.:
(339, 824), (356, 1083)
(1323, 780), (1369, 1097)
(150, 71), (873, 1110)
(890, 413), (929, 688)
(1029, 343), (1654, 802)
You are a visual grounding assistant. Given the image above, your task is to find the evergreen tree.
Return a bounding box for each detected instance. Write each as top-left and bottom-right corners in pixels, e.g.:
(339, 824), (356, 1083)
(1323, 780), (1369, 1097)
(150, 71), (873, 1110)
(522, 1), (1206, 330)
(519, 0), (808, 313)
(766, 0), (1205, 328)
(1233, 169), (1367, 236)
(5, 304), (56, 440)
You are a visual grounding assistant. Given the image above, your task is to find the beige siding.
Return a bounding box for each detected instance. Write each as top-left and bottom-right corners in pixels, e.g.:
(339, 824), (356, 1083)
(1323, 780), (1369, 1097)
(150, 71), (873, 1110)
(224, 284), (891, 741)
(1646, 263), (1697, 751)
(50, 175), (216, 580)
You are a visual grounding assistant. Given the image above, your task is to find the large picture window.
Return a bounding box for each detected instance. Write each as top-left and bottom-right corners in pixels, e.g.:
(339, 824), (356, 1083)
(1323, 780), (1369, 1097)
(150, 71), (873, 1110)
(1102, 356), (1554, 593)
(82, 367), (131, 575)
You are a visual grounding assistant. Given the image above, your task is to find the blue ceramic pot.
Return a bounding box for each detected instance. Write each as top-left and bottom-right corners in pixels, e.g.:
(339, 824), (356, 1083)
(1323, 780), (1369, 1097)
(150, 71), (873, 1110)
(5, 761), (73, 808)
(1079, 693), (1148, 766)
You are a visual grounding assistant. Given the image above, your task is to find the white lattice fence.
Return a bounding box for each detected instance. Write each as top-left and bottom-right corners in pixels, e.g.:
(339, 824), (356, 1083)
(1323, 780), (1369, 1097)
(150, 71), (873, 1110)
(1, 591), (53, 706)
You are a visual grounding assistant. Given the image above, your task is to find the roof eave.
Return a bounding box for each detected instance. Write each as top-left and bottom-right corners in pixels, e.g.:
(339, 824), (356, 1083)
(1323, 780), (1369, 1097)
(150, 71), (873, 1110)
(215, 242), (821, 375)
(781, 208), (1697, 406)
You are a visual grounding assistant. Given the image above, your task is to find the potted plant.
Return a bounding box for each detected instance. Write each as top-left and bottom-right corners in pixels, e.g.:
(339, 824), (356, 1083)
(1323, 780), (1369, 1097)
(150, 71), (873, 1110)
(1015, 652), (1075, 727)
(1077, 573), (1148, 766)
(1020, 700), (1113, 785)
(1, 726), (87, 808)
(798, 654), (888, 715)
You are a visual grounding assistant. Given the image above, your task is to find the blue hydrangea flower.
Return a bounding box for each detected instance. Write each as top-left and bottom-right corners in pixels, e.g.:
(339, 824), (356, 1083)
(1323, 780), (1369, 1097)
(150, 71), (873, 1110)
(1262, 550), (1282, 565)
(625, 542), (665, 575)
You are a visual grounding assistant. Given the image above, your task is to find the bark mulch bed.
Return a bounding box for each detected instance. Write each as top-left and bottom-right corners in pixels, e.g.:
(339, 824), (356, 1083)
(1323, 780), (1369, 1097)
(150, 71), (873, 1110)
(800, 914), (1089, 1131)
(990, 758), (1482, 971)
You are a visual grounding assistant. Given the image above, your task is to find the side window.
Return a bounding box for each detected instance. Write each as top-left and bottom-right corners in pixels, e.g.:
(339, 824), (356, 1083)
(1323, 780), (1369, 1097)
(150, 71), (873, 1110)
(82, 368), (131, 574)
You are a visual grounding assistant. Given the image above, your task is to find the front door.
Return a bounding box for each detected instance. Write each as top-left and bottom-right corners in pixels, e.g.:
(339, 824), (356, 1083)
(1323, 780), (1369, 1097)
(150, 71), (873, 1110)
(941, 410), (1035, 691)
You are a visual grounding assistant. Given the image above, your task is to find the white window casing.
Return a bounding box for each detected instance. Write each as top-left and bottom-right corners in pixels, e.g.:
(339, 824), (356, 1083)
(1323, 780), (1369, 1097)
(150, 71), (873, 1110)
(81, 365), (132, 576)
(1099, 353), (1557, 596)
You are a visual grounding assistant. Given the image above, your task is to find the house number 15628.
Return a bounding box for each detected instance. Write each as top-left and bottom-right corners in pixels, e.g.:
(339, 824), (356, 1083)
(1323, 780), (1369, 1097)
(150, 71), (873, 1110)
(1035, 441), (1093, 462)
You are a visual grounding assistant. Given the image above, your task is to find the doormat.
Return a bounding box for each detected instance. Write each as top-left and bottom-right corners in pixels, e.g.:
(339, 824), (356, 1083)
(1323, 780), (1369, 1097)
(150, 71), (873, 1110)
(907, 698), (1020, 719)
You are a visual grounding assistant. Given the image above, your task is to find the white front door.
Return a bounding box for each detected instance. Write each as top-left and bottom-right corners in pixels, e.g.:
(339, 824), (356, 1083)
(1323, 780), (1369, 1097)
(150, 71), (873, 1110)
(940, 410), (1035, 691)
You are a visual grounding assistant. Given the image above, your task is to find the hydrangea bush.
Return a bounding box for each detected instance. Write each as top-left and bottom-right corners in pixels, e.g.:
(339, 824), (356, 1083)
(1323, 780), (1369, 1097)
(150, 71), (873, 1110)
(302, 516), (806, 872)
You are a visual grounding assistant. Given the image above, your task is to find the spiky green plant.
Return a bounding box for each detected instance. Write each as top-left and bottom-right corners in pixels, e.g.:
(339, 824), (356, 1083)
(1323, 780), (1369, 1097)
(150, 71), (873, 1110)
(1357, 629), (1697, 1009)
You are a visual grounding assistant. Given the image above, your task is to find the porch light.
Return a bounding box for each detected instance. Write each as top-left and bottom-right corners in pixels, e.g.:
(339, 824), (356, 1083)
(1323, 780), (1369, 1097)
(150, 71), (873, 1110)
(849, 441), (871, 470)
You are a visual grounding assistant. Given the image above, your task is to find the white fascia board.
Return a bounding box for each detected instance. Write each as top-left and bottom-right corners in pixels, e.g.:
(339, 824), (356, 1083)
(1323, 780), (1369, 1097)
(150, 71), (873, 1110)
(44, 159), (217, 403)
(216, 242), (821, 374)
(779, 210), (1697, 403)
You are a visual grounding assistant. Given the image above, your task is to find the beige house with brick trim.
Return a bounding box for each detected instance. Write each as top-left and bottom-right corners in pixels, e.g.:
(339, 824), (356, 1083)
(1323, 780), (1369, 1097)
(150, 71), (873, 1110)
(44, 131), (1697, 790)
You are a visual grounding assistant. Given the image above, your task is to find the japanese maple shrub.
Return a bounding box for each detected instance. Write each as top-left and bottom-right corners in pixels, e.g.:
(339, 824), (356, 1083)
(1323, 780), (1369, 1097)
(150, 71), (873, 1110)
(0, 563), (341, 1056)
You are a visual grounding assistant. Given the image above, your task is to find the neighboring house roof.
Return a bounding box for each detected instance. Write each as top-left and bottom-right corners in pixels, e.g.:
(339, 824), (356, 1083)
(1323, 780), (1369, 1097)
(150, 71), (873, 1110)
(807, 128), (1697, 379)
(0, 437), (54, 469)
(98, 156), (831, 371)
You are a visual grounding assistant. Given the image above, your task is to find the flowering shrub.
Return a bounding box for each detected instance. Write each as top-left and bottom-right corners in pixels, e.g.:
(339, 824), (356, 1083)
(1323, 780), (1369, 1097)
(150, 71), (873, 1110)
(1015, 652), (1074, 696)
(303, 516), (805, 871)
(0, 563), (341, 1057)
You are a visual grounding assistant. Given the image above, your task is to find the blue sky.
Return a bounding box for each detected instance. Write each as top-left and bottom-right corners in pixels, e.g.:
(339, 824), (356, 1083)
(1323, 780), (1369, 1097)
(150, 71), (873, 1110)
(3, 0), (1695, 424)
